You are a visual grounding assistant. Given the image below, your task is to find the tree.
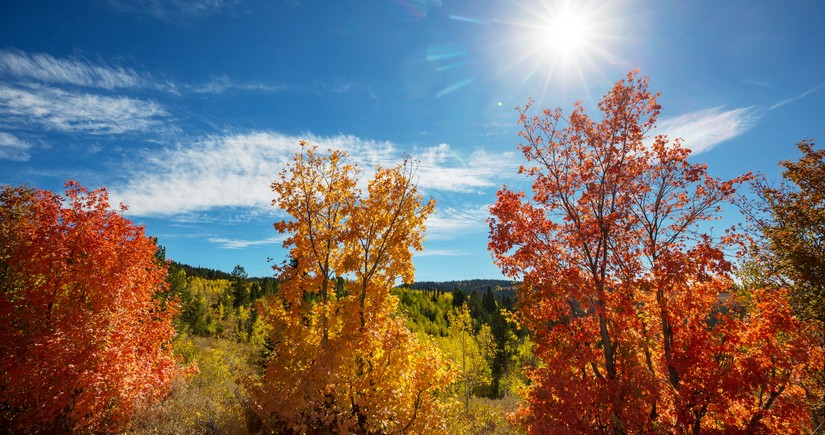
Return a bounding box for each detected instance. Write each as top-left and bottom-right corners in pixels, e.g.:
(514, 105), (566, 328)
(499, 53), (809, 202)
(748, 138), (825, 424)
(156, 250), (203, 334)
(252, 142), (453, 433)
(0, 182), (179, 433)
(452, 287), (466, 308)
(758, 139), (824, 322)
(444, 304), (496, 411)
(230, 265), (250, 308)
(488, 71), (822, 433)
(488, 304), (520, 398)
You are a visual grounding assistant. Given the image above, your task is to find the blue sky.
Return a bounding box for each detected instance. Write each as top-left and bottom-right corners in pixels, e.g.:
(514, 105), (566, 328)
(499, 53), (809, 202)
(1, 0), (823, 280)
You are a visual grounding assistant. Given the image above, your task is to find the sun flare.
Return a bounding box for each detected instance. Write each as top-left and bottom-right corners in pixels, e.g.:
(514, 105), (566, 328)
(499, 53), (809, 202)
(499, 0), (623, 96)
(543, 9), (590, 57)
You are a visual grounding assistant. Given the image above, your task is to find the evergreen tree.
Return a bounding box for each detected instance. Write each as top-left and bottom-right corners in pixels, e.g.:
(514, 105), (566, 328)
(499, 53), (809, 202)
(230, 265), (250, 308)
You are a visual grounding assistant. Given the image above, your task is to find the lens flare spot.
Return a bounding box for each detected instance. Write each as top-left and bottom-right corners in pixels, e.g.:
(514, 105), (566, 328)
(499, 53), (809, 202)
(426, 43), (468, 62)
(435, 60), (475, 72)
(448, 15), (490, 25)
(435, 78), (472, 98)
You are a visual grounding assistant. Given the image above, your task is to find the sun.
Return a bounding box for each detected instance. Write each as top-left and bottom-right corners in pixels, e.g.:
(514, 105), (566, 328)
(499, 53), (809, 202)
(543, 9), (591, 58)
(493, 0), (624, 98)
(533, 3), (600, 73)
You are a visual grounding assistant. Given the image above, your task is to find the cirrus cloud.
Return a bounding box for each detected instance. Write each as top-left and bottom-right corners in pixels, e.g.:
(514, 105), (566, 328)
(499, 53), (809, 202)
(0, 49), (152, 90)
(110, 131), (516, 217)
(0, 132), (33, 161)
(0, 84), (170, 135)
(654, 106), (760, 154)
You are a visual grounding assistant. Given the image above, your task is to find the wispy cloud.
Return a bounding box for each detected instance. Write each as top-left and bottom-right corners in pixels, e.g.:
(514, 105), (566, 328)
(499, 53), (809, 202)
(0, 49), (295, 97)
(111, 133), (295, 216)
(190, 75), (293, 94)
(209, 235), (285, 249)
(0, 50), (368, 99)
(769, 82), (825, 111)
(425, 206), (490, 241)
(416, 144), (517, 192)
(0, 132), (32, 161)
(654, 106), (759, 154)
(191, 77), (372, 96)
(0, 50), (151, 90)
(416, 248), (470, 257)
(111, 132), (514, 217)
(104, 0), (237, 20)
(0, 84), (170, 135)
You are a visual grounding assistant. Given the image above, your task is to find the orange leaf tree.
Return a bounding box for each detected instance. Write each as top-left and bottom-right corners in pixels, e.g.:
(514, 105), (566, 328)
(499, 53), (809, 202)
(0, 181), (179, 433)
(252, 142), (453, 433)
(488, 71), (822, 433)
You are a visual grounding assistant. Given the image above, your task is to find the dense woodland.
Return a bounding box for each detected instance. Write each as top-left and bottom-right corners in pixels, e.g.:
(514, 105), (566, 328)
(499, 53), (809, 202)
(2, 72), (824, 433)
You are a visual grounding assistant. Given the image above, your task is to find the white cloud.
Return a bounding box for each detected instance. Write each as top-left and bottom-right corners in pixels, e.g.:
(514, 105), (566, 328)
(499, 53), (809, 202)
(111, 132), (295, 216)
(190, 75), (293, 94)
(190, 77), (375, 96)
(416, 144), (518, 192)
(654, 106), (759, 154)
(769, 82), (825, 111)
(0, 132), (32, 161)
(425, 205), (490, 241)
(0, 84), (169, 135)
(0, 50), (376, 99)
(0, 50), (287, 97)
(0, 50), (149, 90)
(416, 249), (470, 257)
(111, 132), (514, 217)
(209, 235), (285, 249)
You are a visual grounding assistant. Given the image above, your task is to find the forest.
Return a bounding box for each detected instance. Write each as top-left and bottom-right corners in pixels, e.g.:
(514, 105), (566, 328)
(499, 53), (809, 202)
(2, 72), (824, 434)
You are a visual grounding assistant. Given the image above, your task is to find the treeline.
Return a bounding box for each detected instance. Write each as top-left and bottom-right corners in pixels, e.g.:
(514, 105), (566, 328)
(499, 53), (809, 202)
(405, 279), (518, 295)
(172, 262), (234, 281)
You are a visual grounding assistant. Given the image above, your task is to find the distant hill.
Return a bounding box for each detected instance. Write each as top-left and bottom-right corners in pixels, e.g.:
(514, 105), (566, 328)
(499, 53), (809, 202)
(171, 262), (520, 298)
(404, 279), (519, 295)
(172, 262), (234, 281)
(404, 279), (518, 293)
(171, 262), (278, 287)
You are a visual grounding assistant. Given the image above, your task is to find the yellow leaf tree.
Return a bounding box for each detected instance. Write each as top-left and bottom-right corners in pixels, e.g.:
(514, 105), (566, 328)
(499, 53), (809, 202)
(252, 142), (453, 434)
(442, 304), (497, 412)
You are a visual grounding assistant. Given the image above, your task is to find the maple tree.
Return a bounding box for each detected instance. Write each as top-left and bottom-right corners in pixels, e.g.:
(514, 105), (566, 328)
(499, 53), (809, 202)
(488, 71), (822, 433)
(0, 182), (179, 433)
(251, 142), (453, 433)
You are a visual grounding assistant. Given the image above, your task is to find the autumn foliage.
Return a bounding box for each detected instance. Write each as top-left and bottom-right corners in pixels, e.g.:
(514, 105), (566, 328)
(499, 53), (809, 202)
(757, 139), (825, 325)
(488, 71), (822, 433)
(251, 143), (453, 433)
(749, 138), (825, 423)
(0, 182), (179, 433)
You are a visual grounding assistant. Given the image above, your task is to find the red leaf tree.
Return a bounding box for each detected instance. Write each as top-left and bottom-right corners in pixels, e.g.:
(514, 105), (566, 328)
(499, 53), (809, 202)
(488, 72), (822, 433)
(0, 182), (179, 433)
